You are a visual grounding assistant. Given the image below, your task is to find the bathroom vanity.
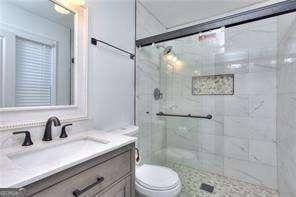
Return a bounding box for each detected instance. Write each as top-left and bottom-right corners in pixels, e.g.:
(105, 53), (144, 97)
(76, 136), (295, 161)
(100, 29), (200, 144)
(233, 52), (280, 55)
(27, 144), (135, 197)
(0, 131), (136, 197)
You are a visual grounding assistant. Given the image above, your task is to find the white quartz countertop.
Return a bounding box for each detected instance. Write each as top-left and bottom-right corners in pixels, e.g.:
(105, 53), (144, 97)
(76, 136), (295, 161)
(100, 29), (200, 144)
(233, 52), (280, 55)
(0, 129), (137, 188)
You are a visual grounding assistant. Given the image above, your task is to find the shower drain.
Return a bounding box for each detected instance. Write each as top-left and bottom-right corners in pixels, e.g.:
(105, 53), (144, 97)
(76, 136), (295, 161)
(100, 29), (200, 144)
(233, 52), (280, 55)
(200, 183), (214, 193)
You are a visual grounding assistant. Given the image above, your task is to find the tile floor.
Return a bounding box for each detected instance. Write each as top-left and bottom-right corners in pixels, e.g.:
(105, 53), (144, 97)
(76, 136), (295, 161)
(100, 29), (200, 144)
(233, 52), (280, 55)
(165, 162), (279, 197)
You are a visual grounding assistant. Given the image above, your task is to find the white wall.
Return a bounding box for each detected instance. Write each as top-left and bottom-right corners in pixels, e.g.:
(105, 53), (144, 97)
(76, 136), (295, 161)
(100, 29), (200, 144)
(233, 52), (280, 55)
(88, 0), (135, 130)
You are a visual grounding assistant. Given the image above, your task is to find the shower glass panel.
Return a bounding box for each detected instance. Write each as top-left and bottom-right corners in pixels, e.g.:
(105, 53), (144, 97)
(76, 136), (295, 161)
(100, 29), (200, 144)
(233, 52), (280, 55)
(136, 12), (296, 196)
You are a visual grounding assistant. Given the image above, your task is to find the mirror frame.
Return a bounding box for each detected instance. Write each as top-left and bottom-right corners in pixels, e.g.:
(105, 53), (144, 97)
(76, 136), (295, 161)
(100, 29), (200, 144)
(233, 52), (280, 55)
(0, 1), (88, 130)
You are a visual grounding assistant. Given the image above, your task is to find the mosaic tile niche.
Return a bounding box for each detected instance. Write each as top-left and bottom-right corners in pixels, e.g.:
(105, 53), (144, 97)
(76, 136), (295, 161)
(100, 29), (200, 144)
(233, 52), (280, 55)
(192, 74), (234, 95)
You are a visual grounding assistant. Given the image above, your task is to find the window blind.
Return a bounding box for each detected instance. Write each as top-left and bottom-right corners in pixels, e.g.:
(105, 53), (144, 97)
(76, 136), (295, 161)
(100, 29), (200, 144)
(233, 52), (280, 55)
(15, 37), (54, 107)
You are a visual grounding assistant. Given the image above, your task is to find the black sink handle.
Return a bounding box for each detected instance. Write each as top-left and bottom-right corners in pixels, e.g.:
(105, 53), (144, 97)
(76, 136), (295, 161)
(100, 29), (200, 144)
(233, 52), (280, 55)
(60, 124), (72, 138)
(13, 131), (33, 146)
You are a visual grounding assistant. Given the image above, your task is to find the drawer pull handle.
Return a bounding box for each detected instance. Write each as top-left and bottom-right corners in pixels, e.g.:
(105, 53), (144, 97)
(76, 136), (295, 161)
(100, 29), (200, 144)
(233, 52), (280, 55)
(72, 177), (104, 197)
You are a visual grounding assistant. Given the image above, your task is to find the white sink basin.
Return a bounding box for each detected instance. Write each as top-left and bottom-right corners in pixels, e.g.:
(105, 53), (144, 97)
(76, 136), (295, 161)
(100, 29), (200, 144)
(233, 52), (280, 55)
(8, 138), (109, 171)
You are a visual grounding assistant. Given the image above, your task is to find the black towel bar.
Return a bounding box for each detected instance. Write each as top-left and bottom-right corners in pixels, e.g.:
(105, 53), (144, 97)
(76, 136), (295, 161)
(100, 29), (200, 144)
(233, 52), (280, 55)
(91, 37), (135, 60)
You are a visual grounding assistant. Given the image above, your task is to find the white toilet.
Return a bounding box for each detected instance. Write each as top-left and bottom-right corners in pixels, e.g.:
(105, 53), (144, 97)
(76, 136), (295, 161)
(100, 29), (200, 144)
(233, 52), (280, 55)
(124, 126), (181, 197)
(135, 164), (181, 197)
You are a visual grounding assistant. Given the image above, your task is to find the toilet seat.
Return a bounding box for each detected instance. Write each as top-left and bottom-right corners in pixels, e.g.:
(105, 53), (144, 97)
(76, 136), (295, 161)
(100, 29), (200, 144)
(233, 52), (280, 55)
(135, 164), (181, 197)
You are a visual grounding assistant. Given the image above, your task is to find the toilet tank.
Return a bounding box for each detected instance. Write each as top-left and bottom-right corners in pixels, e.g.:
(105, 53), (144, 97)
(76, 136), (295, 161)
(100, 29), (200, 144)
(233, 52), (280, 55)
(114, 126), (139, 146)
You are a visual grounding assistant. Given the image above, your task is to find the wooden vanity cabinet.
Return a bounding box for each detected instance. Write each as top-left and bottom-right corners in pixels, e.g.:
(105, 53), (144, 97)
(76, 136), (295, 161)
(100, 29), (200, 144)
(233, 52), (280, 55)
(96, 176), (131, 197)
(22, 143), (135, 197)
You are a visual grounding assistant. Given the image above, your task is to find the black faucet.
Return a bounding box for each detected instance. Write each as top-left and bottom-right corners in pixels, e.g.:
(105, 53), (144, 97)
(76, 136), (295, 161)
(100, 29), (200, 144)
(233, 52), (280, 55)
(43, 116), (61, 141)
(60, 124), (72, 138)
(13, 131), (33, 146)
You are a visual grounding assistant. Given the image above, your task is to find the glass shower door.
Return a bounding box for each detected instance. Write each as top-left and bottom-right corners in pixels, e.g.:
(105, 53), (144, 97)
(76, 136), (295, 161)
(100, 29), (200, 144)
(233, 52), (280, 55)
(136, 13), (283, 196)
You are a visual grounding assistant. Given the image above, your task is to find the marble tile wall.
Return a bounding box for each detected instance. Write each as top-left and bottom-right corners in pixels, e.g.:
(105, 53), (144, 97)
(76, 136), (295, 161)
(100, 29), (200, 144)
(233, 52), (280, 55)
(277, 12), (296, 197)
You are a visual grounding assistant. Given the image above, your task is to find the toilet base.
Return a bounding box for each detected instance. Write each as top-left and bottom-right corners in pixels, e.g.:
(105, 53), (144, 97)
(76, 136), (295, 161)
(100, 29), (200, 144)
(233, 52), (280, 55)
(135, 180), (181, 197)
(136, 190), (181, 197)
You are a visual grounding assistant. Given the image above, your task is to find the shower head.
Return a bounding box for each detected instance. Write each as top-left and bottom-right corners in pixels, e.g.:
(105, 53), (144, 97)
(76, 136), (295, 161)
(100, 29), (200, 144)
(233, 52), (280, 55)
(155, 44), (173, 55)
(163, 46), (173, 55)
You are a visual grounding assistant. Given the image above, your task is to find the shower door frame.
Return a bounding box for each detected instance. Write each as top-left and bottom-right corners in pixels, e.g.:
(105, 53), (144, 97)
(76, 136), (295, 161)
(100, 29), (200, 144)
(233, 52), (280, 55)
(136, 0), (296, 47)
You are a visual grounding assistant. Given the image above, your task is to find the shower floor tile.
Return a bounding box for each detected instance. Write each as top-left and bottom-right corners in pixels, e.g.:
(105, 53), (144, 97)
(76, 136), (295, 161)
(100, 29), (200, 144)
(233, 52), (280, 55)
(165, 162), (278, 197)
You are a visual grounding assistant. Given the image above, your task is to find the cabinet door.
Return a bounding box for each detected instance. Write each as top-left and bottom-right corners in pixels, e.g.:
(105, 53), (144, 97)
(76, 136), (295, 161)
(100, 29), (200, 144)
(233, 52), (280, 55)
(97, 176), (131, 197)
(32, 151), (131, 197)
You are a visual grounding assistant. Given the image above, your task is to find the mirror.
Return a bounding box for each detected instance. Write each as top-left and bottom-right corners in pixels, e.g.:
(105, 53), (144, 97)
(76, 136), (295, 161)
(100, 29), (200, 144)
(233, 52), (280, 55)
(0, 0), (74, 108)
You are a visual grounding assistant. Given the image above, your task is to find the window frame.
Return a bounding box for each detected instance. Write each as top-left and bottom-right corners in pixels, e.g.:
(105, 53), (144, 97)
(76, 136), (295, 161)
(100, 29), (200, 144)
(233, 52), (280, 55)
(0, 28), (15, 108)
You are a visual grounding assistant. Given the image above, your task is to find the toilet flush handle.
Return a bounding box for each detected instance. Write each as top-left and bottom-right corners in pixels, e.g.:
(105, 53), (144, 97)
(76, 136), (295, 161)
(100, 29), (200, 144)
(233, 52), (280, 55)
(135, 148), (140, 163)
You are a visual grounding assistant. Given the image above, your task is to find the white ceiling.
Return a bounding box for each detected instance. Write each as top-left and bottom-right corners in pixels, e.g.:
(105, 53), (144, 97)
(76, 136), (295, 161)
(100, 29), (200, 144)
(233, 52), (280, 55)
(4, 0), (74, 29)
(139, 0), (269, 29)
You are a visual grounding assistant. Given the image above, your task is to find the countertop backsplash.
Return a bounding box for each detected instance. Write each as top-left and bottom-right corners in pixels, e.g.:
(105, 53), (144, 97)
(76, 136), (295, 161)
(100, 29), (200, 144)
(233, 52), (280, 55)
(0, 120), (94, 149)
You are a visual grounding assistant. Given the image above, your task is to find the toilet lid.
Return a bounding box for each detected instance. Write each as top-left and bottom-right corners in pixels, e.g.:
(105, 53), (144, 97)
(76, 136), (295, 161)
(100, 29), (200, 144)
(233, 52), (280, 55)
(136, 164), (180, 191)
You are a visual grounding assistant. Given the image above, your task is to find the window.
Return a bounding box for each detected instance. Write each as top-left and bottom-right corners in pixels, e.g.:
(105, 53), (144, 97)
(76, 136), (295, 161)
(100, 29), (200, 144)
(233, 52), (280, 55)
(15, 37), (55, 107)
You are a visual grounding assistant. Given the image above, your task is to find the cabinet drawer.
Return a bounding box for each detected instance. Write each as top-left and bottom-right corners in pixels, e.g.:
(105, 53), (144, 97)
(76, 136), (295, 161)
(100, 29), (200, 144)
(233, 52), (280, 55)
(96, 176), (131, 197)
(33, 151), (131, 197)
